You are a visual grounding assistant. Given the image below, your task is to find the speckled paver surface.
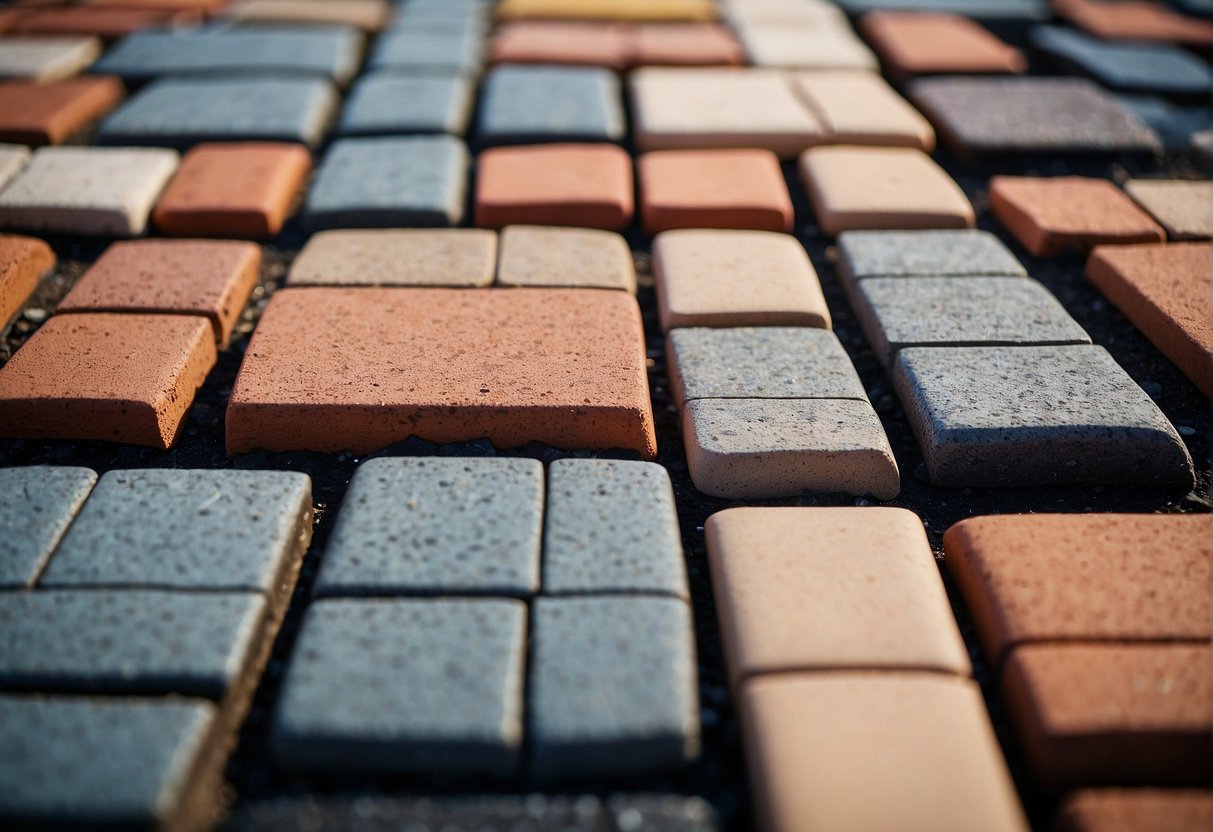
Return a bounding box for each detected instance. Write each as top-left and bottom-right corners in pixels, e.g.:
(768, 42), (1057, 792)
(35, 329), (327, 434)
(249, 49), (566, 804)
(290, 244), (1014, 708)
(478, 64), (625, 144)
(0, 465), (95, 588)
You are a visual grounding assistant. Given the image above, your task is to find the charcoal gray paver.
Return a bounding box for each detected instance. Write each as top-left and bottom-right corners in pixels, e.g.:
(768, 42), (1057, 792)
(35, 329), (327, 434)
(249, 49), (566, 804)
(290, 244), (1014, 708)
(1115, 95), (1211, 152)
(529, 595), (699, 780)
(0, 590), (263, 699)
(836, 229), (1027, 282)
(272, 598), (527, 775)
(302, 135), (468, 229)
(336, 71), (473, 137)
(369, 29), (481, 72)
(0, 466), (95, 589)
(543, 459), (688, 599)
(667, 327), (867, 407)
(478, 65), (624, 145)
(833, 0), (1048, 23)
(98, 74), (337, 149)
(850, 276), (1092, 366)
(39, 468), (312, 593)
(1030, 25), (1212, 97)
(0, 695), (217, 828)
(314, 457), (543, 598)
(894, 344), (1195, 488)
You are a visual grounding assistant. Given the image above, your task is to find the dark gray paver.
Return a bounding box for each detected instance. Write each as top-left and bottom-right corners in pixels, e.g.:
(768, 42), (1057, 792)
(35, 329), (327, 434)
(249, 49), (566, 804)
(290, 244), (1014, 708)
(98, 74), (337, 149)
(0, 590), (263, 698)
(1115, 95), (1211, 153)
(91, 27), (364, 84)
(543, 459), (687, 599)
(272, 598), (527, 776)
(314, 457), (543, 598)
(909, 77), (1160, 155)
(39, 468), (312, 593)
(0, 695), (217, 829)
(0, 466), (95, 589)
(836, 229), (1026, 282)
(369, 30), (480, 72)
(834, 0), (1047, 23)
(336, 71), (473, 137)
(849, 276), (1092, 366)
(667, 327), (867, 407)
(478, 65), (625, 145)
(529, 596), (699, 780)
(1030, 26), (1212, 97)
(893, 345), (1195, 488)
(302, 135), (468, 229)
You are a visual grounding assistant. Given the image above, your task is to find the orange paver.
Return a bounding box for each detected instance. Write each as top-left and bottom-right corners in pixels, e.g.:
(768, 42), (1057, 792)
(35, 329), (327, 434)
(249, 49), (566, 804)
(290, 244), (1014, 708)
(0, 9), (27, 34)
(632, 23), (743, 66)
(1056, 790), (1213, 832)
(488, 22), (631, 68)
(56, 239), (261, 346)
(226, 288), (656, 458)
(1086, 243), (1212, 398)
(858, 11), (1026, 79)
(151, 143), (311, 239)
(790, 70), (935, 150)
(496, 0), (717, 23)
(0, 312), (216, 448)
(475, 144), (634, 231)
(638, 149), (793, 235)
(0, 75), (124, 146)
(85, 0), (230, 13)
(0, 233), (54, 326)
(15, 6), (199, 38)
(989, 176), (1166, 257)
(1053, 0), (1213, 47)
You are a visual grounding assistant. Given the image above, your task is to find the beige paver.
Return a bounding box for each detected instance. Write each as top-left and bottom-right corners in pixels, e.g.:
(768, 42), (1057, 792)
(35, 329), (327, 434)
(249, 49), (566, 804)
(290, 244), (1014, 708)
(496, 225), (634, 291)
(790, 70), (935, 151)
(1055, 789), (1213, 832)
(0, 143), (27, 191)
(0, 36), (101, 81)
(638, 149), (794, 235)
(288, 229), (497, 288)
(221, 0), (390, 30)
(1123, 179), (1213, 241)
(738, 23), (878, 70)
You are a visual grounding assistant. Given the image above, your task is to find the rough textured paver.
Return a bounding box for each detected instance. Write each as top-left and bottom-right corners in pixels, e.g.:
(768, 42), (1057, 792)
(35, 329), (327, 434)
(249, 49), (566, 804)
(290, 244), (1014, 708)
(0, 146), (178, 236)
(227, 288), (656, 458)
(315, 458), (543, 598)
(1054, 0), (1213, 46)
(151, 143), (311, 239)
(741, 674), (1029, 832)
(337, 72), (473, 137)
(479, 65), (624, 144)
(790, 70), (935, 150)
(0, 75), (123, 145)
(638, 149), (793, 235)
(0, 144), (25, 193)
(1123, 180), (1213, 241)
(529, 596), (699, 780)
(893, 344), (1195, 488)
(1116, 94), (1210, 152)
(1055, 790), (1213, 832)
(0, 36), (101, 81)
(0, 466), (95, 589)
(1086, 243), (1212, 397)
(289, 229), (497, 287)
(56, 239), (261, 346)
(740, 22), (878, 70)
(369, 29), (480, 72)
(858, 11), (1026, 79)
(40, 468), (312, 592)
(303, 136), (468, 229)
(706, 507), (969, 689)
(543, 459), (687, 598)
(0, 232), (53, 327)
(836, 229), (1027, 281)
(0, 313), (215, 448)
(654, 229), (830, 331)
(1031, 25), (1212, 97)
(488, 21), (631, 68)
(272, 598), (527, 775)
(496, 225), (634, 291)
(221, 0), (390, 30)
(496, 0), (717, 21)
(633, 23), (743, 66)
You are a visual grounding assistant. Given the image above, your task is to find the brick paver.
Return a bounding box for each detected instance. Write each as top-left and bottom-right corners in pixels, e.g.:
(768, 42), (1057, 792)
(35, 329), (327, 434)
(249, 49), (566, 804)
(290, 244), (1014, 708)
(488, 21), (630, 68)
(221, 0), (390, 30)
(0, 144), (25, 193)
(1053, 0), (1213, 46)
(836, 228), (1027, 280)
(0, 232), (53, 327)
(638, 149), (793, 234)
(369, 29), (481, 73)
(495, 225), (635, 290)
(478, 65), (625, 145)
(633, 23), (743, 66)
(336, 72), (473, 137)
(1123, 180), (1213, 241)
(739, 22), (879, 70)
(12, 6), (197, 39)
(835, 0), (1048, 24)
(495, 0), (717, 22)
(789, 70), (935, 150)
(858, 11), (1026, 80)
(288, 229), (497, 288)
(0, 36), (101, 81)
(0, 466), (95, 589)
(0, 76), (123, 145)
(1055, 790), (1213, 832)
(1031, 25), (1212, 97)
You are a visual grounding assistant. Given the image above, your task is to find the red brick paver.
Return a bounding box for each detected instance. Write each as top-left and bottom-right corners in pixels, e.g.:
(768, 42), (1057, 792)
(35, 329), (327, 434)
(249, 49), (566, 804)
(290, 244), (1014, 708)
(0, 75), (123, 145)
(15, 6), (199, 38)
(0, 232), (54, 326)
(638, 148), (793, 234)
(858, 11), (1026, 80)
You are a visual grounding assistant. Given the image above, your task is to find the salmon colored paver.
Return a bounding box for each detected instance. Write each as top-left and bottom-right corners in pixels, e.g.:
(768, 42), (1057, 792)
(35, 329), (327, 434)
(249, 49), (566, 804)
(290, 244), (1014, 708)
(632, 24), (743, 66)
(151, 143), (311, 239)
(56, 239), (261, 346)
(14, 6), (198, 38)
(1086, 243), (1212, 398)
(0, 75), (123, 146)
(288, 229), (498, 288)
(1053, 0), (1213, 47)
(1123, 179), (1213, 241)
(0, 233), (54, 327)
(226, 288), (656, 458)
(488, 22), (630, 68)
(638, 149), (794, 235)
(858, 11), (1027, 79)
(495, 0), (717, 22)
(989, 176), (1166, 257)
(220, 0), (389, 31)
(790, 70), (935, 151)
(496, 225), (635, 291)
(0, 312), (216, 448)
(86, 0), (231, 14)
(1002, 643), (1212, 789)
(1055, 790), (1213, 832)
(475, 144), (634, 231)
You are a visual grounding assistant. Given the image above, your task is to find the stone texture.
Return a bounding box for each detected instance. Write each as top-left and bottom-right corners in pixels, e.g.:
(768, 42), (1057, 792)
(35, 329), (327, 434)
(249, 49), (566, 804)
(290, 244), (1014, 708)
(0, 75), (124, 145)
(289, 229), (497, 288)
(337, 71), (473, 137)
(495, 0), (717, 22)
(893, 344), (1195, 488)
(369, 29), (480, 72)
(272, 598), (527, 775)
(1053, 0), (1213, 46)
(0, 36), (101, 81)
(528, 596), (699, 780)
(488, 21), (631, 68)
(858, 11), (1026, 80)
(0, 465), (95, 589)
(789, 70), (935, 150)
(478, 65), (624, 144)
(1055, 790), (1213, 832)
(836, 228), (1027, 281)
(0, 232), (53, 327)
(739, 23), (879, 70)
(1030, 25), (1212, 97)
(496, 225), (634, 291)
(1123, 180), (1213, 241)
(221, 0), (390, 30)
(638, 149), (794, 235)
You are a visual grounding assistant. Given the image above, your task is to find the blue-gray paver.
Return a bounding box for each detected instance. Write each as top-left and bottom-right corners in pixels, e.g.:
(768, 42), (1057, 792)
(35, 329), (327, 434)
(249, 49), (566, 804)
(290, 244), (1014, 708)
(0, 466), (95, 589)
(1114, 95), (1211, 153)
(302, 135), (469, 229)
(836, 229), (1027, 282)
(478, 65), (626, 145)
(369, 29), (481, 72)
(336, 71), (473, 137)
(1030, 25), (1213, 97)
(833, 0), (1048, 24)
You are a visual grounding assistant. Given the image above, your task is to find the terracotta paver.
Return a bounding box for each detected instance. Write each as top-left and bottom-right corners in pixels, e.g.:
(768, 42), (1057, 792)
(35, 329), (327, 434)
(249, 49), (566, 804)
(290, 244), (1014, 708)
(1123, 180), (1213, 241)
(0, 10), (26, 35)
(496, 226), (635, 291)
(13, 6), (197, 39)
(1085, 243), (1213, 397)
(220, 0), (390, 30)
(990, 176), (1165, 256)
(1055, 790), (1213, 832)
(1003, 643), (1211, 789)
(638, 149), (794, 235)
(288, 229), (497, 288)
(0, 312), (216, 448)
(799, 146), (975, 236)
(56, 239), (261, 345)
(474, 144), (633, 231)
(1053, 0), (1213, 47)
(0, 75), (123, 146)
(151, 143), (310, 239)
(86, 0), (231, 13)
(653, 229), (829, 330)
(790, 70), (935, 150)
(487, 22), (631, 68)
(226, 288), (656, 458)
(0, 36), (102, 81)
(495, 0), (717, 22)
(632, 23), (744, 66)
(0, 233), (54, 327)
(858, 11), (1026, 79)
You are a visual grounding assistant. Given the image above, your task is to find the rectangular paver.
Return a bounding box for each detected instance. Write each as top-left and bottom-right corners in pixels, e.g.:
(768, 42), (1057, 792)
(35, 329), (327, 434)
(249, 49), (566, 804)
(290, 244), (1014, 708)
(495, 0), (717, 21)
(638, 148), (793, 235)
(288, 229), (497, 287)
(739, 23), (879, 70)
(0, 232), (54, 327)
(836, 228), (1027, 281)
(1054, 0), (1213, 46)
(488, 21), (631, 68)
(858, 11), (1026, 80)
(0, 36), (101, 81)
(369, 29), (481, 73)
(1056, 790), (1213, 832)
(0, 75), (124, 145)
(790, 70), (935, 150)
(336, 71), (473, 137)
(1123, 180), (1212, 241)
(1031, 25), (1211, 97)
(633, 23), (743, 66)
(478, 65), (624, 145)
(495, 225), (634, 291)
(0, 465), (95, 589)
(221, 0), (390, 30)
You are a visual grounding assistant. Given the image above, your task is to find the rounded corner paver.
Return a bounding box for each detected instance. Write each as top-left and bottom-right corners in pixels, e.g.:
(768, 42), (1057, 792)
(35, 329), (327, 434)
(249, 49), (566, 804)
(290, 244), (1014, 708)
(1122, 179), (1213, 241)
(0, 75), (124, 146)
(0, 465), (97, 589)
(858, 11), (1027, 79)
(336, 71), (473, 138)
(487, 22), (631, 69)
(0, 231), (54, 326)
(0, 36), (102, 81)
(495, 225), (635, 291)
(835, 228), (1027, 282)
(477, 64), (625, 145)
(789, 70), (936, 151)
(288, 229), (497, 288)
(1054, 789), (1213, 832)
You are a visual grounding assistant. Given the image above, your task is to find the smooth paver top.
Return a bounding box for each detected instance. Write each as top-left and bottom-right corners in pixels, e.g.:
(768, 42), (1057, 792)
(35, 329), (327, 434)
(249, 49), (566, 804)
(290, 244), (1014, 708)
(790, 70), (935, 150)
(496, 0), (717, 21)
(633, 23), (744, 66)
(858, 11), (1026, 79)
(488, 21), (631, 68)
(221, 0), (391, 30)
(638, 148), (794, 234)
(0, 465), (95, 589)
(739, 23), (879, 70)
(0, 232), (54, 327)
(369, 29), (481, 73)
(495, 225), (635, 291)
(836, 229), (1027, 280)
(12, 6), (197, 39)
(288, 229), (497, 287)
(834, 0), (1047, 22)
(0, 144), (25, 193)
(336, 72), (473, 137)
(0, 75), (123, 145)
(0, 36), (100, 81)
(1053, 0), (1213, 46)
(1056, 789), (1213, 832)
(1123, 180), (1213, 241)
(1031, 25), (1213, 97)
(478, 65), (625, 145)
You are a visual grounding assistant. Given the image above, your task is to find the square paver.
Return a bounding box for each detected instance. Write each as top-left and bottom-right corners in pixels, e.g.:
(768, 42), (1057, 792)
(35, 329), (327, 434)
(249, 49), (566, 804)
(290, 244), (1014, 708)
(790, 70), (935, 151)
(836, 229), (1027, 281)
(0, 75), (124, 145)
(1123, 180), (1213, 241)
(336, 71), (473, 137)
(488, 21), (631, 68)
(0, 36), (101, 81)
(288, 229), (497, 287)
(893, 344), (1195, 488)
(857, 11), (1026, 80)
(478, 64), (624, 145)
(1031, 25), (1211, 97)
(272, 598), (527, 775)
(1054, 0), (1212, 46)
(0, 465), (95, 589)
(495, 225), (635, 290)
(226, 287), (656, 457)
(739, 23), (879, 70)
(0, 146), (178, 236)
(0, 232), (54, 327)
(369, 29), (481, 72)
(303, 135), (469, 229)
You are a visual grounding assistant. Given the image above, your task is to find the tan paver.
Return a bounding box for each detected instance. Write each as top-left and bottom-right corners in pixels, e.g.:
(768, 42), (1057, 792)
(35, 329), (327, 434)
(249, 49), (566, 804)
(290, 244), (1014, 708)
(989, 176), (1165, 256)
(739, 23), (879, 70)
(496, 225), (634, 291)
(0, 233), (53, 326)
(0, 75), (124, 145)
(0, 36), (101, 81)
(221, 0), (390, 30)
(487, 22), (630, 68)
(799, 146), (975, 236)
(1054, 0), (1213, 47)
(496, 0), (717, 22)
(638, 149), (794, 235)
(653, 228), (829, 330)
(288, 229), (497, 288)
(632, 23), (743, 66)
(790, 70), (935, 150)
(1055, 790), (1213, 832)
(1123, 180), (1212, 241)
(858, 11), (1026, 79)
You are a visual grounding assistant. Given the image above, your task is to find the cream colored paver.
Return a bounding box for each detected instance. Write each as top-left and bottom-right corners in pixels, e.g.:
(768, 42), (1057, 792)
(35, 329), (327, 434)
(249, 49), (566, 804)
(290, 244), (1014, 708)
(791, 70), (935, 151)
(288, 229), (497, 288)
(0, 36), (100, 81)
